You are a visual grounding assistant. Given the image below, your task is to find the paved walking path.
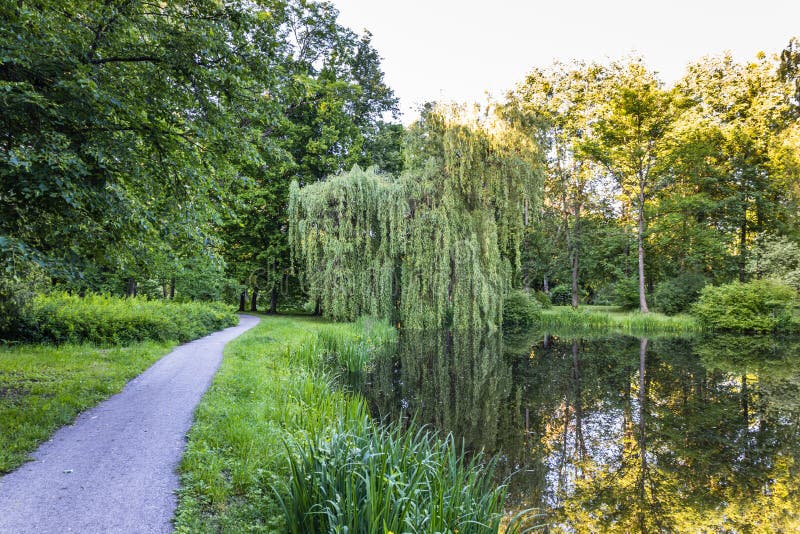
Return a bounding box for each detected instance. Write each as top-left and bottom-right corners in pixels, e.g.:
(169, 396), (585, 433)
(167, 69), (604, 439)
(0, 314), (260, 534)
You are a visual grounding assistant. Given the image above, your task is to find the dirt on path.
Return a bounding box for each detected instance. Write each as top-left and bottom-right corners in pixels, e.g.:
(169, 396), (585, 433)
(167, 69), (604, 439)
(0, 314), (260, 534)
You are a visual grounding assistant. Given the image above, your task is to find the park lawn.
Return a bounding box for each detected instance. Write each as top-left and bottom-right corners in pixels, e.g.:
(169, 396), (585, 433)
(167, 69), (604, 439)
(0, 341), (175, 473)
(174, 314), (333, 533)
(540, 305), (701, 334)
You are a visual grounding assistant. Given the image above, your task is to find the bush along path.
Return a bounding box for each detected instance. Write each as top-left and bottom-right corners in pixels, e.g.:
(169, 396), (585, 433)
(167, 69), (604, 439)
(0, 314), (259, 534)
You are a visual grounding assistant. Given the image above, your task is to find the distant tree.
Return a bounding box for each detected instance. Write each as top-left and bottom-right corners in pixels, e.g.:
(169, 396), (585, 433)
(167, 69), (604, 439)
(510, 61), (609, 307)
(221, 1), (401, 312)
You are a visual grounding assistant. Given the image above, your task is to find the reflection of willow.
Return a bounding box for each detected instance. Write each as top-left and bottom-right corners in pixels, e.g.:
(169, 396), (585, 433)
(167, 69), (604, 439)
(365, 328), (511, 453)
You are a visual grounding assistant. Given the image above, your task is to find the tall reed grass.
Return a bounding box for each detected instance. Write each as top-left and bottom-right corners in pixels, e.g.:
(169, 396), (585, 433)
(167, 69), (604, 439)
(276, 399), (509, 534)
(540, 306), (701, 335)
(315, 316), (396, 373)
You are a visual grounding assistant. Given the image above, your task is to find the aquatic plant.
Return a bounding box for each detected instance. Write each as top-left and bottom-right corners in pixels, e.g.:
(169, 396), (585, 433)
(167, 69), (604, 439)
(277, 401), (508, 534)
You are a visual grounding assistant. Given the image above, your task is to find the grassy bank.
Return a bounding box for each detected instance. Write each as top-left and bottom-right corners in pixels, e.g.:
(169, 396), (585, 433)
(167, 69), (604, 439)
(0, 341), (174, 473)
(539, 305), (701, 334)
(175, 315), (509, 533)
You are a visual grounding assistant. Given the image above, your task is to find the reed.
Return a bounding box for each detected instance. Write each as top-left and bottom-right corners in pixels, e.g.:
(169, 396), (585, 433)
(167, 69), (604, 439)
(539, 306), (701, 334)
(277, 399), (508, 534)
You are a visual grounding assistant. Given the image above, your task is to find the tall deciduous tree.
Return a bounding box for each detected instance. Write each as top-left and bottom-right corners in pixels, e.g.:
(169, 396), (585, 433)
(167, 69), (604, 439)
(0, 0), (284, 283)
(510, 62), (609, 307)
(584, 60), (677, 313)
(221, 0), (400, 313)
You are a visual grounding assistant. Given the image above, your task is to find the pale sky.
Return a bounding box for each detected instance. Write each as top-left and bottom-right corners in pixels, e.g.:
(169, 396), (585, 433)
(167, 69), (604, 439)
(330, 0), (800, 123)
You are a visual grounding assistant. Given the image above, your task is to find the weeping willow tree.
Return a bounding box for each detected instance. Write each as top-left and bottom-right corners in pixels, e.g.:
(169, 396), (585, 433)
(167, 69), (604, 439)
(289, 104), (542, 332)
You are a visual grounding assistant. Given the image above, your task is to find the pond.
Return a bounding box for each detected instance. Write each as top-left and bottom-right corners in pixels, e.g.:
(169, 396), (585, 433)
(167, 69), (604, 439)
(359, 330), (800, 532)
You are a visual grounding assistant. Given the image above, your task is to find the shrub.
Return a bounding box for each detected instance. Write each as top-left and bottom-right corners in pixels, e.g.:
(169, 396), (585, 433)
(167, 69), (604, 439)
(549, 284), (572, 306)
(533, 290), (552, 309)
(614, 277), (641, 310)
(654, 273), (708, 315)
(12, 293), (238, 344)
(502, 290), (541, 329)
(277, 402), (508, 534)
(692, 279), (798, 333)
(591, 283), (616, 305)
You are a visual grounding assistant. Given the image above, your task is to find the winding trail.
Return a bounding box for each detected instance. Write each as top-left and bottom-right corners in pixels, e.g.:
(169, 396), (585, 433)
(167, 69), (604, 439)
(0, 314), (260, 534)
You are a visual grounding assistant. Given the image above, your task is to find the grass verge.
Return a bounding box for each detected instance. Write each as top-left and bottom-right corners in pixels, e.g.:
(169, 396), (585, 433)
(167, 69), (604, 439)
(0, 340), (175, 473)
(174, 315), (510, 533)
(539, 305), (701, 335)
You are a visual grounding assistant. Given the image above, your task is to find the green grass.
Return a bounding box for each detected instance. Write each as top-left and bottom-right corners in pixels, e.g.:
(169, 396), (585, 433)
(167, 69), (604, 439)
(0, 340), (175, 473)
(539, 305), (701, 335)
(174, 315), (512, 533)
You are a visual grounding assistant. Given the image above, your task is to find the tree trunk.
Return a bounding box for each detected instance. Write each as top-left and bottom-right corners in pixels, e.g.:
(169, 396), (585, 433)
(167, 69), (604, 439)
(543, 275), (549, 294)
(126, 277), (137, 298)
(169, 278), (175, 299)
(571, 205), (581, 308)
(571, 251), (579, 308)
(250, 288), (258, 312)
(637, 336), (649, 533)
(739, 215), (748, 282)
(161, 280), (167, 299)
(637, 189), (649, 313)
(313, 298), (321, 316)
(269, 286), (278, 314)
(239, 290), (247, 312)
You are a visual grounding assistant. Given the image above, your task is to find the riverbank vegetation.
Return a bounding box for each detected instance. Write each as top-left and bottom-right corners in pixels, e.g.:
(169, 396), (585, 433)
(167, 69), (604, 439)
(175, 315), (511, 533)
(539, 306), (700, 334)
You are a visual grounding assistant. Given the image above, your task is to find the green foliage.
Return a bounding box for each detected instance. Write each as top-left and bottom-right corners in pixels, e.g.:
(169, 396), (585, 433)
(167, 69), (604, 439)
(502, 290), (542, 329)
(0, 0), (280, 278)
(549, 284), (572, 306)
(290, 105), (542, 332)
(278, 408), (507, 534)
(0, 341), (172, 473)
(533, 290), (552, 309)
(11, 294), (237, 344)
(748, 235), (800, 291)
(614, 277), (641, 310)
(692, 280), (799, 332)
(654, 273), (708, 315)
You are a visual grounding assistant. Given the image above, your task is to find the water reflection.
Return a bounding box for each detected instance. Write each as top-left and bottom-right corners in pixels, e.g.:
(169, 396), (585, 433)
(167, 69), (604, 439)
(362, 330), (800, 532)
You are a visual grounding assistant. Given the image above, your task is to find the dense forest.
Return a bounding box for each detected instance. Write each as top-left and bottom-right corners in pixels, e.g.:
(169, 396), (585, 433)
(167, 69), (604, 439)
(2, 0), (799, 321)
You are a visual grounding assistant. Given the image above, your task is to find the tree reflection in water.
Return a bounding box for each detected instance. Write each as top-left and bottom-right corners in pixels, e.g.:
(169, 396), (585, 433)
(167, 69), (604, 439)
(360, 330), (800, 532)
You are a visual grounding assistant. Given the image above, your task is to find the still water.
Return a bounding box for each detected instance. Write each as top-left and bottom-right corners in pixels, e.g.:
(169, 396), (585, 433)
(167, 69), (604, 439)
(361, 331), (800, 532)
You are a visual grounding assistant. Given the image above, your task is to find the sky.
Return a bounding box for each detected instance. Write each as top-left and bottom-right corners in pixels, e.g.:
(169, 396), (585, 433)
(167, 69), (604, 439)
(330, 0), (800, 123)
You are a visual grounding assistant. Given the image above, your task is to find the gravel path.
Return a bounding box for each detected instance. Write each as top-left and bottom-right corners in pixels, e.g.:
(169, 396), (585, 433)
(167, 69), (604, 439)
(0, 314), (260, 534)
